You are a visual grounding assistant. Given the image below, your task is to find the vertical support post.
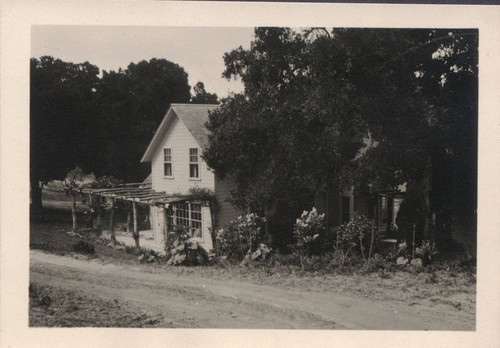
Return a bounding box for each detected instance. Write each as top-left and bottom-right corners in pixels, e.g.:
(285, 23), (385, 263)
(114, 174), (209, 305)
(423, 157), (432, 240)
(133, 201), (140, 249)
(109, 198), (116, 243)
(368, 218), (375, 260)
(71, 192), (77, 233)
(126, 202), (131, 234)
(95, 196), (102, 236)
(163, 206), (169, 253)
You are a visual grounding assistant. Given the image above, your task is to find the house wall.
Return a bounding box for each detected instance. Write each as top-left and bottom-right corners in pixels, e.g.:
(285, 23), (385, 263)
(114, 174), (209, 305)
(200, 205), (214, 251)
(214, 176), (241, 228)
(150, 116), (215, 194)
(147, 114), (241, 252)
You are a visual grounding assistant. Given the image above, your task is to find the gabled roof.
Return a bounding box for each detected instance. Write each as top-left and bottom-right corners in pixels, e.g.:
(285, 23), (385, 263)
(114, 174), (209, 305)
(141, 103), (219, 163)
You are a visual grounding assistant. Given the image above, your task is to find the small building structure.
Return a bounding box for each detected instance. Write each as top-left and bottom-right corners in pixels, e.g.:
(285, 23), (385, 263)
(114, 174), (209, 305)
(140, 104), (240, 252)
(85, 103), (406, 254)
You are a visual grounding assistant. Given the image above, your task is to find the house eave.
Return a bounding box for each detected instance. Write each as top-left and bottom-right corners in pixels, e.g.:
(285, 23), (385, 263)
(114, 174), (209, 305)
(140, 108), (176, 163)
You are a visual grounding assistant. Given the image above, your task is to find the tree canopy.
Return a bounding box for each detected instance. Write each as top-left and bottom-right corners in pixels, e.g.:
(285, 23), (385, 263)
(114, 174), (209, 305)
(203, 27), (477, 248)
(30, 56), (218, 219)
(191, 82), (219, 104)
(96, 58), (192, 181)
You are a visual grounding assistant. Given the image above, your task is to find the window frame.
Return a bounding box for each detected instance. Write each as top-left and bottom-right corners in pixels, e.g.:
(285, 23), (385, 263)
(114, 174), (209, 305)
(167, 202), (203, 239)
(189, 148), (199, 179)
(163, 148), (173, 178)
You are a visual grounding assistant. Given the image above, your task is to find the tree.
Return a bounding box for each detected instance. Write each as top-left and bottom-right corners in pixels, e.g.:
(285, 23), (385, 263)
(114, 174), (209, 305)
(63, 166), (86, 232)
(96, 59), (192, 182)
(191, 82), (219, 104)
(204, 28), (365, 248)
(204, 27), (477, 251)
(30, 56), (100, 221)
(31, 56), (195, 220)
(333, 29), (478, 248)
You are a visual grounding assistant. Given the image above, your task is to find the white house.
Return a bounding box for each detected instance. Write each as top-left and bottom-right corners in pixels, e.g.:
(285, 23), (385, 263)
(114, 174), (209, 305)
(140, 104), (240, 252)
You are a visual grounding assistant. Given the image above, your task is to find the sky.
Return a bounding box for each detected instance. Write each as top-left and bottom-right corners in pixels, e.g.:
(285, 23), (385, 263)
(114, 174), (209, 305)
(31, 26), (256, 98)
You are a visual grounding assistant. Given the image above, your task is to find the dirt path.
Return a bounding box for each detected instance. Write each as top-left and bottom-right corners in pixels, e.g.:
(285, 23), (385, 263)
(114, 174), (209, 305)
(30, 250), (474, 330)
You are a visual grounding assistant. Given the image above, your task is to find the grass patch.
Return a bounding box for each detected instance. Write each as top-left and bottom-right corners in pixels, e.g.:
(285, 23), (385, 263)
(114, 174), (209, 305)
(29, 283), (168, 327)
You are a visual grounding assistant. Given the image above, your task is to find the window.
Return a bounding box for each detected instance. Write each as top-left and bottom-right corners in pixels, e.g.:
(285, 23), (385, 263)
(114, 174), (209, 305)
(167, 202), (202, 238)
(163, 148), (172, 177)
(189, 148), (199, 178)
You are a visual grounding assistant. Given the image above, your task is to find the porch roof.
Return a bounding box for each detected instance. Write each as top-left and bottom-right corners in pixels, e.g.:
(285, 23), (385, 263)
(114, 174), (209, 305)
(82, 183), (189, 205)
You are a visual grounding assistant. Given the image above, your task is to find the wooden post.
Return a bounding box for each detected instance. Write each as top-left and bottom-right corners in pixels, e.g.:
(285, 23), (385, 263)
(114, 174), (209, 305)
(163, 207), (169, 253)
(368, 219), (375, 260)
(89, 193), (96, 231)
(423, 157), (432, 240)
(109, 198), (116, 243)
(126, 203), (131, 234)
(96, 198), (102, 236)
(71, 193), (77, 233)
(133, 201), (140, 249)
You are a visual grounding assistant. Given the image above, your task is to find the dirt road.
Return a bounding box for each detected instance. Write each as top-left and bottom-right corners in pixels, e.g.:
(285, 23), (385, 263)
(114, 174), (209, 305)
(30, 250), (474, 330)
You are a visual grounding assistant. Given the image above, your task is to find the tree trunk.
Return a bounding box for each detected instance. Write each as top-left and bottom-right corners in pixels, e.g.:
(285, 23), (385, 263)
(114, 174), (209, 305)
(109, 198), (116, 243)
(423, 157), (432, 240)
(314, 190), (327, 214)
(264, 201), (273, 246)
(132, 202), (140, 249)
(72, 193), (77, 233)
(30, 177), (43, 222)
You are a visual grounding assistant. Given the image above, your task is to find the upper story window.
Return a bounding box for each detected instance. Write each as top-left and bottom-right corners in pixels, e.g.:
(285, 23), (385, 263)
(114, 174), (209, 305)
(189, 148), (199, 178)
(163, 148), (172, 177)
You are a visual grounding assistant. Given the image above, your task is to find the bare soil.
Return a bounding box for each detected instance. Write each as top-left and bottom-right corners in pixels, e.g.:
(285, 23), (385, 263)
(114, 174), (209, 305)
(29, 192), (476, 329)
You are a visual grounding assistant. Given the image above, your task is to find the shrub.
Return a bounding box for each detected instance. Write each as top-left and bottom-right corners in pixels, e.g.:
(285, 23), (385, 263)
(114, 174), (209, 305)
(293, 207), (330, 256)
(416, 240), (438, 266)
(216, 213), (266, 262)
(166, 239), (210, 266)
(333, 212), (373, 260)
(240, 243), (273, 267)
(365, 253), (387, 272)
(164, 225), (191, 256)
(73, 241), (96, 255)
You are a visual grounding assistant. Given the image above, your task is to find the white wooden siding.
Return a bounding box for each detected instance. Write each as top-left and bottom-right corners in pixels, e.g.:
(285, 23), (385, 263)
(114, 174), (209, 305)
(151, 116), (215, 194)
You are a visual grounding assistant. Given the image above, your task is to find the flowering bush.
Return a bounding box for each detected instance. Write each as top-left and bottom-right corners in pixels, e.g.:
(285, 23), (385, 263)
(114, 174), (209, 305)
(293, 207), (329, 256)
(391, 240), (437, 269)
(165, 225), (191, 256)
(416, 240), (438, 266)
(216, 213), (267, 262)
(333, 212), (373, 259)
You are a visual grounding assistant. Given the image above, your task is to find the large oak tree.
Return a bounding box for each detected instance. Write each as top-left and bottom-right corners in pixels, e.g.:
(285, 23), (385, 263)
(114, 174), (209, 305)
(204, 28), (477, 250)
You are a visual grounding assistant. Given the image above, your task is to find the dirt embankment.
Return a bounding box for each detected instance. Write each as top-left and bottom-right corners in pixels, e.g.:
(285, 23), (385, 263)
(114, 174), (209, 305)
(30, 250), (475, 330)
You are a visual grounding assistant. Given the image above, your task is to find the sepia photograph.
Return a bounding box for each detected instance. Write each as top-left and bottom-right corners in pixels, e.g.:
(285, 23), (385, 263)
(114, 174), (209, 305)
(28, 25), (477, 330)
(1, 1), (499, 347)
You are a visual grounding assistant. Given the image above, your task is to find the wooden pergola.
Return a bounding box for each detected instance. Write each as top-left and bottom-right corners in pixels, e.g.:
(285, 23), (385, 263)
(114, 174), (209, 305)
(82, 183), (189, 248)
